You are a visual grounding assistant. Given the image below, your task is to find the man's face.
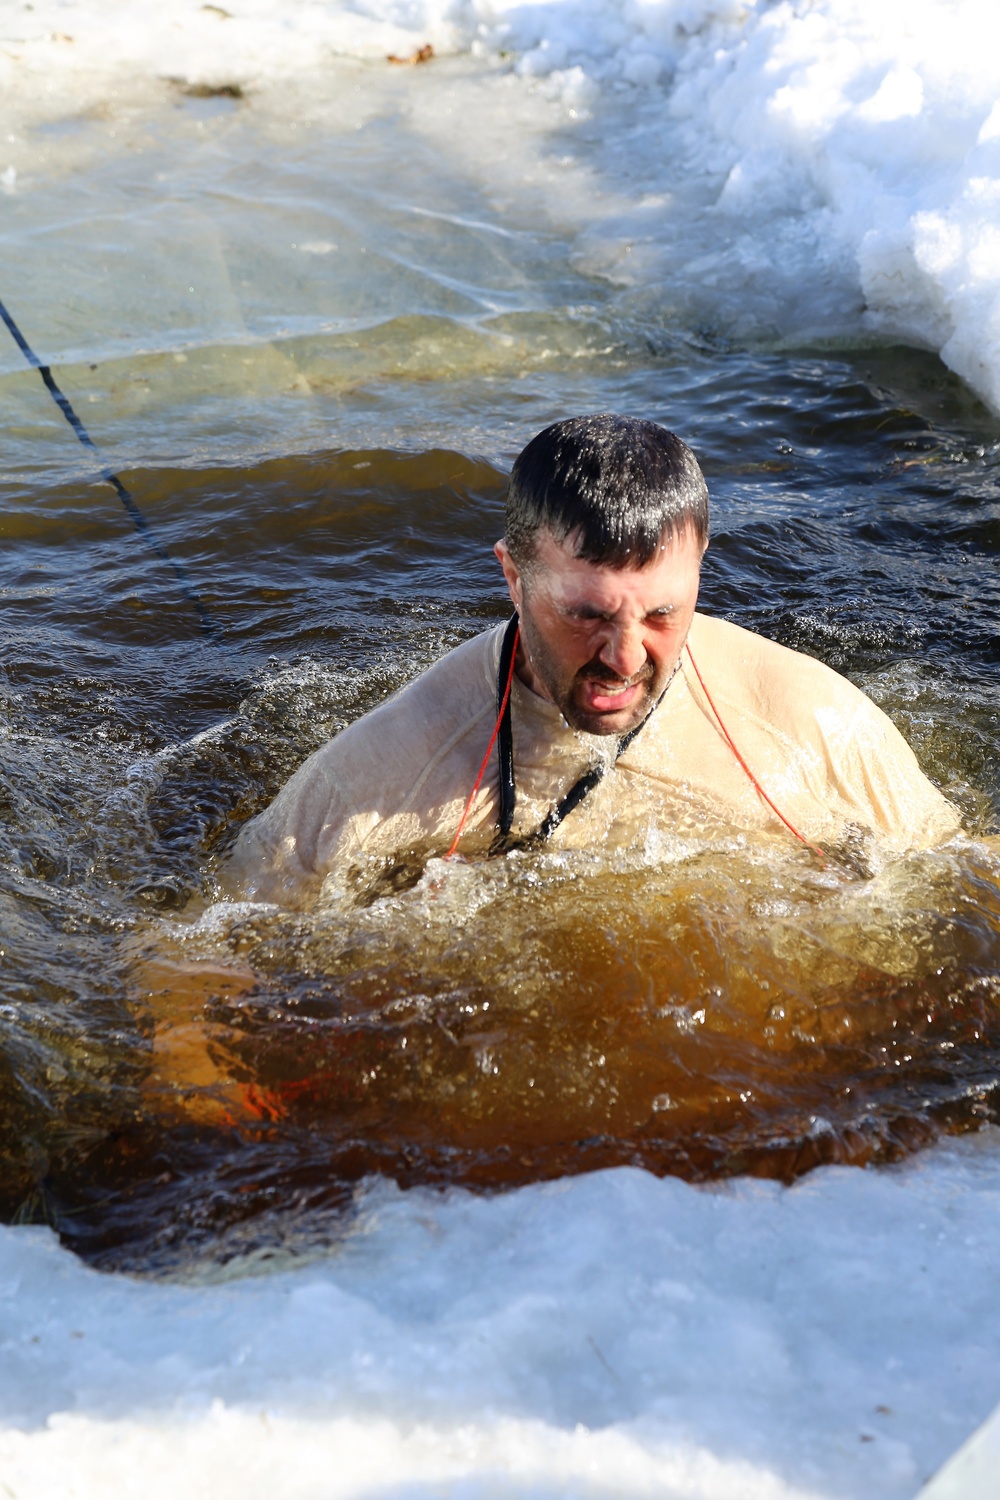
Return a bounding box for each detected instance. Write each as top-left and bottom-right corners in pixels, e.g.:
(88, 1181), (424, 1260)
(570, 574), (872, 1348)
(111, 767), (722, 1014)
(494, 525), (704, 737)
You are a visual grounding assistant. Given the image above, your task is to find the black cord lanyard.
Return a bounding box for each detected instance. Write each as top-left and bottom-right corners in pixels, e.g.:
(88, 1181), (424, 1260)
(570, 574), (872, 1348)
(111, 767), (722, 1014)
(491, 611), (679, 854)
(0, 296), (222, 644)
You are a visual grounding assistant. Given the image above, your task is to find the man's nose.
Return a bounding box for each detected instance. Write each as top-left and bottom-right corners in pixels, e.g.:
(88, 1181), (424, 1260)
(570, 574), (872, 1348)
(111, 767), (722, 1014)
(598, 625), (647, 680)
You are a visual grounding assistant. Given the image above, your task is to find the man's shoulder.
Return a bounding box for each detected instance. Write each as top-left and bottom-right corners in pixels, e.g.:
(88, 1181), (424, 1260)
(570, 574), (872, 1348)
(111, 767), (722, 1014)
(227, 624), (503, 897)
(683, 613), (959, 848)
(688, 612), (866, 714)
(299, 624), (501, 809)
(340, 624), (500, 755)
(683, 612), (881, 741)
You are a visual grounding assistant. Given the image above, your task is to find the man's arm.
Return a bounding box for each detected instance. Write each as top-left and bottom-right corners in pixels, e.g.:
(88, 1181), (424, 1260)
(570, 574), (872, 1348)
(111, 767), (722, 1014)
(830, 691), (962, 851)
(136, 956), (261, 1128)
(221, 733), (369, 907)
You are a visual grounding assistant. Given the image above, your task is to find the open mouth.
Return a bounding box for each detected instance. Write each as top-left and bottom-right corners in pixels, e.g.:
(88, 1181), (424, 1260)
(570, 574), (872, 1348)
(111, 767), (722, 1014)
(579, 677), (647, 713)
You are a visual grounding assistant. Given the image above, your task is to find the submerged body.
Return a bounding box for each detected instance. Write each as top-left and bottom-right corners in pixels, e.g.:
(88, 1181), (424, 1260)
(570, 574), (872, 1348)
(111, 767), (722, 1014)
(226, 609), (960, 908)
(228, 418), (960, 906)
(140, 419), (995, 1210)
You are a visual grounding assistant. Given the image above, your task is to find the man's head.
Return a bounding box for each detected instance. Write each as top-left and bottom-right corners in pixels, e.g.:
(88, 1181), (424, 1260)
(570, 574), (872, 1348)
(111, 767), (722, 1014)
(502, 413), (709, 569)
(495, 415), (709, 737)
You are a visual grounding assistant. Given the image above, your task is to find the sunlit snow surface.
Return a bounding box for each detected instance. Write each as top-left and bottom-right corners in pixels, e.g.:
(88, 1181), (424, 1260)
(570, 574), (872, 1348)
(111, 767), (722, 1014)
(3, 1131), (1000, 1499)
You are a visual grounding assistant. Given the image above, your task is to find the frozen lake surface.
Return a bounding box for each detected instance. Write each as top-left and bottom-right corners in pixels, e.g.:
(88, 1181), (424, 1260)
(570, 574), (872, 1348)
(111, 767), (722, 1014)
(4, 1131), (1000, 1500)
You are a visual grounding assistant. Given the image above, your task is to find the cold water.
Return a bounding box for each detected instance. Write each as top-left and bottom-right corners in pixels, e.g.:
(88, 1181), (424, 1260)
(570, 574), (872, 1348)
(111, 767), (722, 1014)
(2, 24), (1000, 1277)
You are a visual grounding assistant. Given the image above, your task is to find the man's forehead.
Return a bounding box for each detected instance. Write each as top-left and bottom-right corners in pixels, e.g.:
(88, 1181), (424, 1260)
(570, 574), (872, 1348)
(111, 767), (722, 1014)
(531, 524), (705, 577)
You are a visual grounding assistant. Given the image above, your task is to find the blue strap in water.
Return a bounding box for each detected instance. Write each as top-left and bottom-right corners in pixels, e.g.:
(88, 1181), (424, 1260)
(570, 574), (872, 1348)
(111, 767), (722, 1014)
(0, 295), (223, 644)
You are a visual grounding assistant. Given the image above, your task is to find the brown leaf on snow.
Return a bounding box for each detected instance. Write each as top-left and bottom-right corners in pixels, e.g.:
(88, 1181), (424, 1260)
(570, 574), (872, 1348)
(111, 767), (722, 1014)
(387, 44), (434, 65)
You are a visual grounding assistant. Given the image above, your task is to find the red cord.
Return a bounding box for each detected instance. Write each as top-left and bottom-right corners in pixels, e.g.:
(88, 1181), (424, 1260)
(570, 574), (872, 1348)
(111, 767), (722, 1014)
(684, 641), (826, 865)
(445, 626), (520, 859)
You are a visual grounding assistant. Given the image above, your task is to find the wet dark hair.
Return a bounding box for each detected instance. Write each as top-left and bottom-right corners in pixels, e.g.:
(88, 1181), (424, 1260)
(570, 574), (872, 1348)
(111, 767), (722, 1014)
(504, 413), (709, 568)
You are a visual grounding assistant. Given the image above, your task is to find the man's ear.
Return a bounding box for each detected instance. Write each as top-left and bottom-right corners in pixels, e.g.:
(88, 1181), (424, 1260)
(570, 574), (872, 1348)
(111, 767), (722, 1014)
(494, 540), (523, 613)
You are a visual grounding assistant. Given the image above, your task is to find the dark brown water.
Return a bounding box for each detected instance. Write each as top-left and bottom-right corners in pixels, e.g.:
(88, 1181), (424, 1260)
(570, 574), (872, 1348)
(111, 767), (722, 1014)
(3, 331), (999, 1274)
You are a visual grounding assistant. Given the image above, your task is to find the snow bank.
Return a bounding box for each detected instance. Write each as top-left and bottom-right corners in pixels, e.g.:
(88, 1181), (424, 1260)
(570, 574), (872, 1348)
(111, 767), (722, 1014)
(4, 1131), (1000, 1499)
(656, 0), (1000, 413)
(476, 0), (1000, 411)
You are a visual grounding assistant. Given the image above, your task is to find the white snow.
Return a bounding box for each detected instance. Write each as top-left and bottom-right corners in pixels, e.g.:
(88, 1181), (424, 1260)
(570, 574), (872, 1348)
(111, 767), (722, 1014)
(3, 1131), (1000, 1499)
(918, 1395), (1000, 1499)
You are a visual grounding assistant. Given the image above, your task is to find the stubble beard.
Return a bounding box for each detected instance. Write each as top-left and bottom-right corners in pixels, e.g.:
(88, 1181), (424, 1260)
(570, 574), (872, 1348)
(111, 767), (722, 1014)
(518, 614), (660, 737)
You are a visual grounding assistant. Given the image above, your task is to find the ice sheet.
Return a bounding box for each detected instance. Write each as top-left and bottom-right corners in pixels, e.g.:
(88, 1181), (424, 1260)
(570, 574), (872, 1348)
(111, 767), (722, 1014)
(3, 1131), (1000, 1499)
(2, 1), (1000, 412)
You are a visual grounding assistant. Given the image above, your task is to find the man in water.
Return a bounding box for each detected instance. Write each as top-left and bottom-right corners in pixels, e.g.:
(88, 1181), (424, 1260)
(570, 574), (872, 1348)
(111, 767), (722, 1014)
(226, 414), (959, 907)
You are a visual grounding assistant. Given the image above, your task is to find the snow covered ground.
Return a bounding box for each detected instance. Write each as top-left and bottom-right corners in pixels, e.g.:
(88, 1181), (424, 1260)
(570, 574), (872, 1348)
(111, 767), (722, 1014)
(3, 1131), (1000, 1500)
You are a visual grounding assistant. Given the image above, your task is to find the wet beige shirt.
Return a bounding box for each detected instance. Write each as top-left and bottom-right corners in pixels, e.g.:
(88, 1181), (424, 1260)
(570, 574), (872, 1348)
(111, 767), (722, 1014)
(227, 613), (960, 905)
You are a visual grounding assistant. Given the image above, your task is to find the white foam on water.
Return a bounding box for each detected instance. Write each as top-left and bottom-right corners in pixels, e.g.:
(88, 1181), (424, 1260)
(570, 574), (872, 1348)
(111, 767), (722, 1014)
(3, 0), (1000, 411)
(3, 1131), (1000, 1498)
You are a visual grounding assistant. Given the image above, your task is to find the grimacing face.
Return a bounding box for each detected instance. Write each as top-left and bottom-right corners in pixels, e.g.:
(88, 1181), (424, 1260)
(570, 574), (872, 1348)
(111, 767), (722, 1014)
(494, 525), (705, 737)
